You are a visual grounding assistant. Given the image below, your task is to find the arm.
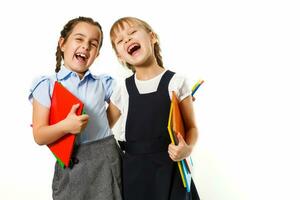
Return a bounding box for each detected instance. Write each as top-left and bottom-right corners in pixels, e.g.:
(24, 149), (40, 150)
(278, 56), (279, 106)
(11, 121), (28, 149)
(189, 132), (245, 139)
(32, 99), (89, 145)
(106, 101), (121, 128)
(168, 95), (198, 161)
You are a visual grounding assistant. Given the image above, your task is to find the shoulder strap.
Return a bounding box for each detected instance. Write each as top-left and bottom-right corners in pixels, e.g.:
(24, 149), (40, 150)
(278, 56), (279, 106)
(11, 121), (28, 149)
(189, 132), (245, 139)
(125, 74), (138, 96)
(157, 70), (175, 92)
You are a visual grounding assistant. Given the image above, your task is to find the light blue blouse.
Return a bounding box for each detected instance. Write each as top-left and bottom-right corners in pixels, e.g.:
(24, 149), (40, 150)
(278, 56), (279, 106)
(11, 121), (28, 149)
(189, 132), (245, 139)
(28, 66), (115, 144)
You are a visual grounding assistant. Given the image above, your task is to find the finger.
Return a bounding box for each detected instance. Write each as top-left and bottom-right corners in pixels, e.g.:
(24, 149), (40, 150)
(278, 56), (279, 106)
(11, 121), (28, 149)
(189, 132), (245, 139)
(81, 120), (89, 126)
(168, 151), (175, 160)
(79, 114), (89, 121)
(168, 144), (177, 152)
(177, 134), (186, 145)
(168, 143), (175, 149)
(169, 155), (176, 161)
(169, 146), (180, 157)
(82, 120), (89, 126)
(81, 123), (88, 130)
(169, 152), (179, 161)
(69, 104), (80, 114)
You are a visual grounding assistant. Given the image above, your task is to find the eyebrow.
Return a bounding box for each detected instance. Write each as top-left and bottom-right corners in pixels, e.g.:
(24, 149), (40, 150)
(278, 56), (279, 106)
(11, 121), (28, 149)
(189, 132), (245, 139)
(113, 26), (138, 43)
(114, 36), (124, 45)
(73, 33), (99, 44)
(115, 36), (122, 41)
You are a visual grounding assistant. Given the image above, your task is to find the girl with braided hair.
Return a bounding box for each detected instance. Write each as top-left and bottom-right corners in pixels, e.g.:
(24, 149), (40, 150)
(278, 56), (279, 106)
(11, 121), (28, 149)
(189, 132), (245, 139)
(28, 16), (122, 200)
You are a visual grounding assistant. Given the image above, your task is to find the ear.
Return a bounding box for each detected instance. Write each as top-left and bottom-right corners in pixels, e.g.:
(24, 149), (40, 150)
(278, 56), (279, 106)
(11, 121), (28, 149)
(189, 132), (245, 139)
(58, 37), (65, 52)
(150, 32), (158, 44)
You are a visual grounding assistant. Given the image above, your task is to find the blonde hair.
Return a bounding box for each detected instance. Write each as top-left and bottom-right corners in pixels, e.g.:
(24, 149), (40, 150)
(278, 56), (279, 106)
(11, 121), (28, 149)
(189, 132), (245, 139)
(110, 17), (163, 72)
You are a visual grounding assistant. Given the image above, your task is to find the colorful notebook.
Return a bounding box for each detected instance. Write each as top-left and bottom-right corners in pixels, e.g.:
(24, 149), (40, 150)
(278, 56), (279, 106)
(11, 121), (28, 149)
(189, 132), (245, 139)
(172, 89), (194, 173)
(169, 91), (192, 192)
(191, 80), (204, 97)
(167, 79), (204, 191)
(167, 103), (187, 188)
(48, 81), (84, 168)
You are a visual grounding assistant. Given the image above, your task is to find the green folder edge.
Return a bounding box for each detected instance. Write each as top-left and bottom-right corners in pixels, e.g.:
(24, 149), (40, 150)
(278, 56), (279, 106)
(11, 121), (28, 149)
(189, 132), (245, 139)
(53, 152), (65, 168)
(51, 85), (87, 169)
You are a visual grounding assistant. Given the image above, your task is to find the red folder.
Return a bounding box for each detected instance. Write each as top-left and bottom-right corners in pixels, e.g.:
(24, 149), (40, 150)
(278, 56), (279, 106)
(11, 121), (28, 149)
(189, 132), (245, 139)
(48, 82), (84, 168)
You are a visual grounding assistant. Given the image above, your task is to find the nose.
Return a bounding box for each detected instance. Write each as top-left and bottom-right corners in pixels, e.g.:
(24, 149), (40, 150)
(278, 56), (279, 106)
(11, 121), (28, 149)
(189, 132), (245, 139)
(124, 36), (132, 44)
(81, 42), (90, 51)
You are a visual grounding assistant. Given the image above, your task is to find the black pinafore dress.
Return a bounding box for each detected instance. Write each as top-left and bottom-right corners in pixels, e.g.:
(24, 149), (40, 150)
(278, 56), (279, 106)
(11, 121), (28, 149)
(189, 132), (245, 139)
(120, 70), (200, 200)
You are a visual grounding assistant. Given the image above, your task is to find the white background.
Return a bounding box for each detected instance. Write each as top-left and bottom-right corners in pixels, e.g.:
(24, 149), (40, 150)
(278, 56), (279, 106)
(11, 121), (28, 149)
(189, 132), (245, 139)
(0, 0), (299, 199)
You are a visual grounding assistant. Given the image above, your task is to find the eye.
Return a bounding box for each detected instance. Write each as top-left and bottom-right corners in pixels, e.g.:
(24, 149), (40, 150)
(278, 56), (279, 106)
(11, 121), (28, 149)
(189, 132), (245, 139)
(90, 42), (98, 48)
(116, 39), (123, 44)
(75, 37), (83, 42)
(130, 30), (137, 35)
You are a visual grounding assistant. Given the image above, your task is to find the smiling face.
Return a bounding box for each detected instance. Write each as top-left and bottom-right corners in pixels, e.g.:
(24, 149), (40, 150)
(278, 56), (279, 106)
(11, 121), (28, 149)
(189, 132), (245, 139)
(111, 21), (157, 69)
(59, 22), (101, 78)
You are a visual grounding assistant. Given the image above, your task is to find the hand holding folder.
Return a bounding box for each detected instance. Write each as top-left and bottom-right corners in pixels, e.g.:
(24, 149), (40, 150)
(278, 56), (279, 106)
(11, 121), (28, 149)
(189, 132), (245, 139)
(48, 82), (84, 168)
(167, 80), (204, 192)
(168, 91), (192, 191)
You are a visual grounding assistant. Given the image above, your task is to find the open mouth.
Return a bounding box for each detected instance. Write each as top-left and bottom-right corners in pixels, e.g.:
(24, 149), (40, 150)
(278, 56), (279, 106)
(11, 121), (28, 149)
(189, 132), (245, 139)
(127, 43), (141, 56)
(75, 52), (88, 62)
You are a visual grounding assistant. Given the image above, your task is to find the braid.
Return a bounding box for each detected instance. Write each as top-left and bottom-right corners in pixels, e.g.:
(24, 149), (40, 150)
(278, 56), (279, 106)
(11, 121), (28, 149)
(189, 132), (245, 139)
(154, 43), (163, 68)
(55, 44), (63, 73)
(55, 16), (103, 72)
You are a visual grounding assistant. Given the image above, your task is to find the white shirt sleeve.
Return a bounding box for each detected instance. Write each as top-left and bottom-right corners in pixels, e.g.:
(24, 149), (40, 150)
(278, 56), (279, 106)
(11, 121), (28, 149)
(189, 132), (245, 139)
(110, 72), (191, 142)
(110, 81), (124, 113)
(169, 74), (191, 102)
(110, 81), (128, 141)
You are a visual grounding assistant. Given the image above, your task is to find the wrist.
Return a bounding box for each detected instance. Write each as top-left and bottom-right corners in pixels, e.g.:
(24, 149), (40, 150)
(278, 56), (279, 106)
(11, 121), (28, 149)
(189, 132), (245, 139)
(59, 119), (70, 134)
(186, 144), (193, 156)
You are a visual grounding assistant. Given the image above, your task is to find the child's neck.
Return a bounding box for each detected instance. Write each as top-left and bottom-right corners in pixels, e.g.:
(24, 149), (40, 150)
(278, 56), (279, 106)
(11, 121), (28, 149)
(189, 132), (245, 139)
(135, 64), (165, 81)
(77, 72), (85, 80)
(63, 64), (86, 80)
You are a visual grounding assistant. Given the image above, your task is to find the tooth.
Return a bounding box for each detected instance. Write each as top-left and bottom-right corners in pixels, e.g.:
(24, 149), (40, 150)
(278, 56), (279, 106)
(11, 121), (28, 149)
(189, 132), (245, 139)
(79, 53), (85, 58)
